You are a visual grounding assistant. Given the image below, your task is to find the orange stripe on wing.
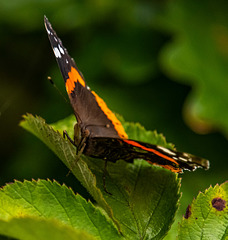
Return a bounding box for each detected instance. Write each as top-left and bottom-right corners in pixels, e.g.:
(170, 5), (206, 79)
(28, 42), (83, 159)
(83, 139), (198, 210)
(66, 67), (85, 94)
(123, 139), (180, 167)
(91, 91), (128, 139)
(147, 162), (182, 173)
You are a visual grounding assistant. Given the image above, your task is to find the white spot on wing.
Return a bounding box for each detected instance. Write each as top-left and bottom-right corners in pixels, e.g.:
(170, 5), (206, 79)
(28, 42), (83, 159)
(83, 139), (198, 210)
(87, 86), (91, 90)
(182, 153), (189, 157)
(54, 47), (61, 58)
(157, 146), (176, 156)
(58, 44), (65, 54)
(54, 36), (58, 42)
(66, 59), (69, 64)
(178, 157), (188, 162)
(46, 28), (51, 35)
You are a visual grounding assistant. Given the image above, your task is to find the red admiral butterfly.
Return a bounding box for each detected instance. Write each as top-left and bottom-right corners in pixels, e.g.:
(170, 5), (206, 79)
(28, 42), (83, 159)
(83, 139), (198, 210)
(44, 16), (209, 175)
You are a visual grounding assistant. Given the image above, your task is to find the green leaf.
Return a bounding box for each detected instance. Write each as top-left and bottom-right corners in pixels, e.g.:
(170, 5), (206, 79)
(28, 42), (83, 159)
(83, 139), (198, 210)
(0, 217), (95, 240)
(20, 114), (181, 239)
(178, 182), (228, 240)
(20, 114), (117, 228)
(159, 0), (228, 136)
(0, 179), (121, 240)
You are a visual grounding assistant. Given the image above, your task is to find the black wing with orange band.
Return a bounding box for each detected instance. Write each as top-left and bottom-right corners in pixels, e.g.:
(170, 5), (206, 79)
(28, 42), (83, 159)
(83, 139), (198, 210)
(44, 16), (127, 139)
(44, 16), (209, 173)
(84, 137), (210, 172)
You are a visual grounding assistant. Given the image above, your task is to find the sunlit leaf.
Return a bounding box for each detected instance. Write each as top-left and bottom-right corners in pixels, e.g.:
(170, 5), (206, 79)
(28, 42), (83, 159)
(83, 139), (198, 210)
(0, 179), (121, 240)
(178, 182), (228, 240)
(20, 114), (181, 239)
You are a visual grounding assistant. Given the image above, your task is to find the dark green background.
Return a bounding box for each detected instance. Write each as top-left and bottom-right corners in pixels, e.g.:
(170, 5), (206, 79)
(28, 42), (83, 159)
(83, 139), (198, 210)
(0, 0), (228, 237)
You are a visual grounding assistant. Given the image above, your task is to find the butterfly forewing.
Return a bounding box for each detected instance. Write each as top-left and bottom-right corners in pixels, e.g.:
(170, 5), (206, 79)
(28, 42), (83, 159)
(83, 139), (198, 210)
(44, 16), (127, 139)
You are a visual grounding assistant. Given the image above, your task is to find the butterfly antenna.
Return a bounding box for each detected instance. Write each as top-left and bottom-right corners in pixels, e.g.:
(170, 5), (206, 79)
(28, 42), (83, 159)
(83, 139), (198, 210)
(47, 76), (69, 103)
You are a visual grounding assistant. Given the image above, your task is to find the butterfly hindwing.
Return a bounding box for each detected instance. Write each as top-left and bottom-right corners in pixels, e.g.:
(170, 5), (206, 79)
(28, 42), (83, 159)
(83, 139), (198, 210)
(84, 137), (209, 172)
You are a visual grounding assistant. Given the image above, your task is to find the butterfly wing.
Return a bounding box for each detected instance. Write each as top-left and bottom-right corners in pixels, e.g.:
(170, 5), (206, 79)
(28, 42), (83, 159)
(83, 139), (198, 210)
(44, 16), (127, 139)
(44, 17), (209, 174)
(84, 137), (209, 172)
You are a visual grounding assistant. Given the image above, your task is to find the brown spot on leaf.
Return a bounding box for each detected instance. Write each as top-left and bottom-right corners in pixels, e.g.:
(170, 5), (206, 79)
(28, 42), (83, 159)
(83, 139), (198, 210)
(212, 197), (226, 211)
(184, 205), (191, 219)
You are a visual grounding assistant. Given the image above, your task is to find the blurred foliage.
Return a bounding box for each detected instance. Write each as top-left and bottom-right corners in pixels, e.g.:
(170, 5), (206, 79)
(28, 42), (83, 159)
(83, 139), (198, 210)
(159, 0), (228, 137)
(0, 0), (228, 239)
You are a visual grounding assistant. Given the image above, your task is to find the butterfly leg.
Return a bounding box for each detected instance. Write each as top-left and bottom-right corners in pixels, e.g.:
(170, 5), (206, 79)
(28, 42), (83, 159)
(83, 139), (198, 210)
(63, 129), (82, 163)
(76, 135), (87, 155)
(103, 159), (112, 195)
(63, 130), (76, 146)
(74, 138), (87, 163)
